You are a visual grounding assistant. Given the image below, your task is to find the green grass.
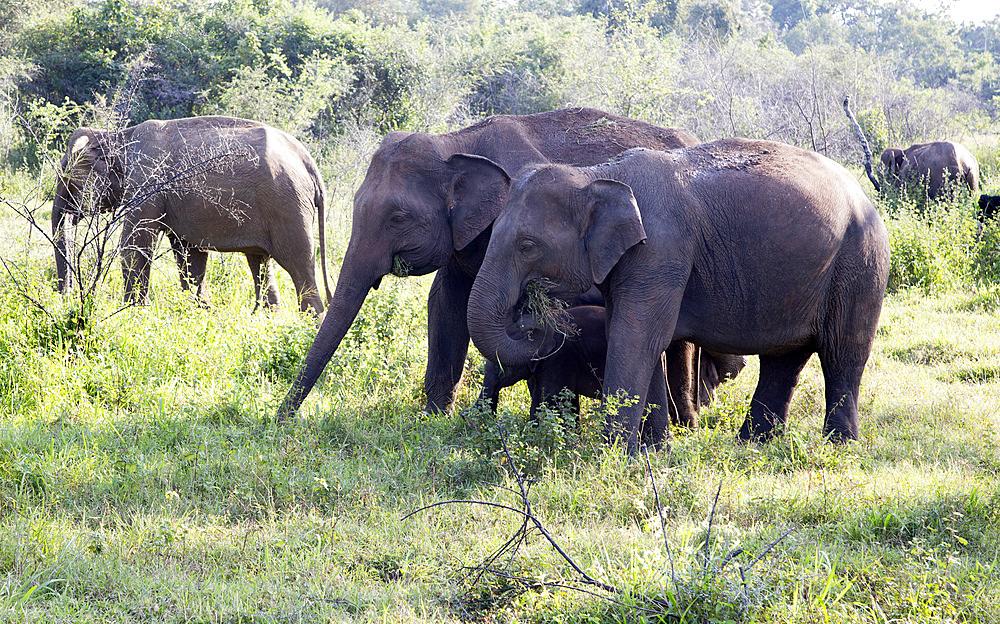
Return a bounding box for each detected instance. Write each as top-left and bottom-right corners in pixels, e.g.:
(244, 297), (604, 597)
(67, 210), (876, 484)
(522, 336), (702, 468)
(0, 186), (999, 622)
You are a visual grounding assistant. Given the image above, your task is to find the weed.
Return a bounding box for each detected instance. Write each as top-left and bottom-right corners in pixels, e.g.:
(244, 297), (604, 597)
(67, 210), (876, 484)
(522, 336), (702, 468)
(465, 388), (592, 476)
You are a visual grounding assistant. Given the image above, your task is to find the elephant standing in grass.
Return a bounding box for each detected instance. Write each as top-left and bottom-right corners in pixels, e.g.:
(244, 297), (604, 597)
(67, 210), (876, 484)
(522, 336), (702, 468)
(476, 305), (747, 426)
(879, 141), (979, 199)
(466, 140), (890, 454)
(276, 107), (702, 432)
(52, 116), (331, 313)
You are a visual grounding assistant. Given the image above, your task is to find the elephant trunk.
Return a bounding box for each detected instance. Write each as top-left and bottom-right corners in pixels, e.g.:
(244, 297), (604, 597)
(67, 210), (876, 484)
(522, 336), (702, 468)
(275, 254), (387, 419)
(468, 260), (546, 368)
(52, 179), (74, 293)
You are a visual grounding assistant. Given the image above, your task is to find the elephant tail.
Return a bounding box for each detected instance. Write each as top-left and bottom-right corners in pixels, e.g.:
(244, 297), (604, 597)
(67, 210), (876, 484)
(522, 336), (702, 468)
(313, 174), (333, 307)
(966, 165), (980, 196)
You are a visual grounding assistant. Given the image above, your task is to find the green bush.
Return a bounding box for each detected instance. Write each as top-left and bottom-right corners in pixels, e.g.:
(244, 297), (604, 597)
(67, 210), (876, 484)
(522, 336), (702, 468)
(884, 198), (982, 293)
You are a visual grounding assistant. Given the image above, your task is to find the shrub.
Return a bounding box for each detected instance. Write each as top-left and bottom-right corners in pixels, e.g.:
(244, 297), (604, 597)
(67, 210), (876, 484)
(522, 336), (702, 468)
(883, 198), (980, 293)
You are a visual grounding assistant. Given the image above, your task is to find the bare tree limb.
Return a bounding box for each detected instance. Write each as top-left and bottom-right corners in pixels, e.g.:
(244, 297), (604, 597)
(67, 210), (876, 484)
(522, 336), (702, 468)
(843, 96), (881, 192)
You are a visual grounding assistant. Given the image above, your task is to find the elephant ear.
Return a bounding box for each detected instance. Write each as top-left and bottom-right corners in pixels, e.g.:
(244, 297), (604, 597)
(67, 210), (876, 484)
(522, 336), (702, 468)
(446, 153), (511, 251)
(63, 132), (101, 184)
(66, 129), (125, 181)
(584, 179), (646, 285)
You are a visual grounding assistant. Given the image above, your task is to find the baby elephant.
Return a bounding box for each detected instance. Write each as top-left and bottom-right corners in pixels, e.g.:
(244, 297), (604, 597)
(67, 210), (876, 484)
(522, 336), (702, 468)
(475, 305), (745, 424)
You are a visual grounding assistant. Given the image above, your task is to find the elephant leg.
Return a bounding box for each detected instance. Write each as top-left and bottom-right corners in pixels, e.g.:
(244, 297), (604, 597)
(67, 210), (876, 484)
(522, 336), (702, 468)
(168, 233), (210, 306)
(477, 362), (505, 414)
(527, 378), (543, 421)
(478, 361), (529, 414)
(816, 307), (880, 444)
(271, 256), (321, 314)
(268, 224), (322, 314)
(246, 253), (280, 311)
(424, 260), (474, 414)
(739, 348), (813, 443)
(640, 360), (672, 449)
(120, 218), (157, 305)
(601, 282), (686, 455)
(819, 355), (865, 444)
(602, 326), (671, 454)
(665, 340), (699, 427)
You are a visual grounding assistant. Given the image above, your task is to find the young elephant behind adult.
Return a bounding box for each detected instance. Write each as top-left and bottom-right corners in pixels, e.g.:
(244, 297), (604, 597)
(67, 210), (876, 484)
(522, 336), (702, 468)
(52, 116), (331, 313)
(475, 305), (748, 425)
(879, 141), (979, 199)
(466, 139), (890, 454)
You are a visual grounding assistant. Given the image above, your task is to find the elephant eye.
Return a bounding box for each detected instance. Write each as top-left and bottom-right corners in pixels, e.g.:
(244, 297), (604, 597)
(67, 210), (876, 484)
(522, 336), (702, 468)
(518, 239), (541, 259)
(388, 210), (410, 225)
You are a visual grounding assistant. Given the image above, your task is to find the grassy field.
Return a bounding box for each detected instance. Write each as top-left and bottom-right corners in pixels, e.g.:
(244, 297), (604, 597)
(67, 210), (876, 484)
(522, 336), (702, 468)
(0, 173), (999, 623)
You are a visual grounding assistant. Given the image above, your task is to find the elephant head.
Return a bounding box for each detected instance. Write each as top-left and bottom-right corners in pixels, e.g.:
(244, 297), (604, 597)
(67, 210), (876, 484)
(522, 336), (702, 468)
(52, 127), (130, 291)
(276, 139), (510, 418)
(467, 162), (645, 368)
(695, 351), (749, 408)
(878, 147), (905, 190)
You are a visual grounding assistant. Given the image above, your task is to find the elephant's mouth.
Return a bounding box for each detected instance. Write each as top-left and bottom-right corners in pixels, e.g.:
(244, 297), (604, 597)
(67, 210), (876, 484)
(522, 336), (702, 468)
(390, 254), (412, 277)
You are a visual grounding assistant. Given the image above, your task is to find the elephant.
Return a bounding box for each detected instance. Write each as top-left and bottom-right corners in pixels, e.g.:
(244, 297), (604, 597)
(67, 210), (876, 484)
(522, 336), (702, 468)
(978, 194), (1000, 222)
(879, 141), (979, 199)
(275, 107), (701, 422)
(476, 304), (747, 426)
(52, 116), (331, 313)
(465, 139), (890, 454)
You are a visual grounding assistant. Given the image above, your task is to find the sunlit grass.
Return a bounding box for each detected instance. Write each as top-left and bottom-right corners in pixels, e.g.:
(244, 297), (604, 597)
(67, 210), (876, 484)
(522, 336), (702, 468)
(1, 180), (999, 621)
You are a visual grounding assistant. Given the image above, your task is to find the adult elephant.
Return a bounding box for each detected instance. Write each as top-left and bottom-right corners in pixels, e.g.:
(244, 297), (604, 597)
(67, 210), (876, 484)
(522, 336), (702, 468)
(276, 107), (700, 420)
(466, 139), (890, 454)
(52, 116), (331, 313)
(879, 141), (979, 199)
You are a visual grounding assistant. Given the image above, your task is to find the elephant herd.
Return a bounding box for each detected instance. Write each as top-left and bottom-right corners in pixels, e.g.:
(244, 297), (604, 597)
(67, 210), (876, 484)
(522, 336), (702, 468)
(63, 106), (971, 453)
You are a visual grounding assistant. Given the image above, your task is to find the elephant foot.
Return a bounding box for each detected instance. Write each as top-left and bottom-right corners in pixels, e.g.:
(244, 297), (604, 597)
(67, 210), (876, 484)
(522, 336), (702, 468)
(737, 413), (783, 445)
(252, 301), (281, 314)
(190, 294), (213, 309)
(670, 405), (699, 428)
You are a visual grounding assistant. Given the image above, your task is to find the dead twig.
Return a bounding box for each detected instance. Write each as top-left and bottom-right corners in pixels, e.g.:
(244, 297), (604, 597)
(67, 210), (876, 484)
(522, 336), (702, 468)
(843, 96), (880, 192)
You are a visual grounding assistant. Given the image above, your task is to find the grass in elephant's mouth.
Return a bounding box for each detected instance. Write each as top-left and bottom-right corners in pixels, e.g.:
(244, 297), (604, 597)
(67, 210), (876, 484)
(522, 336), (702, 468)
(391, 254), (412, 277)
(523, 278), (579, 338)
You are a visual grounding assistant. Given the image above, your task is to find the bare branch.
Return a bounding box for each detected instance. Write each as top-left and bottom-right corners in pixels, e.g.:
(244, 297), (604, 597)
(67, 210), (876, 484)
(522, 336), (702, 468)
(643, 445), (676, 584)
(843, 96), (881, 191)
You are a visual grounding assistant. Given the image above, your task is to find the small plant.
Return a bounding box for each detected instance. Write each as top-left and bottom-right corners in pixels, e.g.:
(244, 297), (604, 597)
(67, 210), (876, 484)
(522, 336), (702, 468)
(464, 388), (590, 475)
(250, 320), (318, 384)
(407, 424), (794, 623)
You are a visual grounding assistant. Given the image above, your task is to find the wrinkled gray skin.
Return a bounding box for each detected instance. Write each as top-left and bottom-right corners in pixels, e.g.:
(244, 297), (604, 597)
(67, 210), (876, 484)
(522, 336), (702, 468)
(276, 107), (701, 423)
(879, 141), (979, 199)
(477, 305), (747, 427)
(53, 116), (331, 313)
(467, 139), (890, 454)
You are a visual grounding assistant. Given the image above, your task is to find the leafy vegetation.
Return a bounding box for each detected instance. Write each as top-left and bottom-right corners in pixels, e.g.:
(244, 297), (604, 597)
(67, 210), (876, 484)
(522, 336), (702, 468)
(0, 0), (999, 621)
